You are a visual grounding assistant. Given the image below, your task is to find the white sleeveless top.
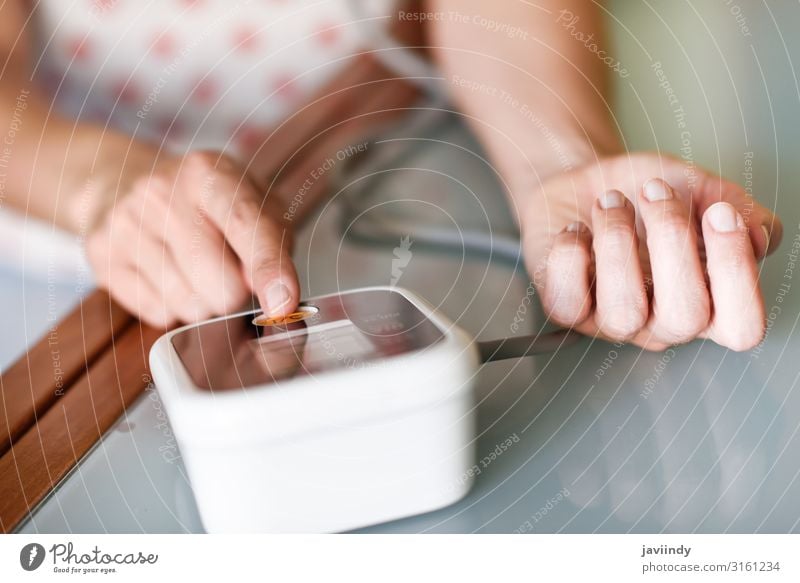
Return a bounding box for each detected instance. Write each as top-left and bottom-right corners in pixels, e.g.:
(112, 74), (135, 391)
(4, 0), (394, 278)
(33, 0), (394, 156)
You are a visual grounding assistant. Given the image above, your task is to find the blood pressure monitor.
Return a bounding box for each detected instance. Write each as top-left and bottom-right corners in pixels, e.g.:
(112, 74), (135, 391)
(149, 286), (481, 533)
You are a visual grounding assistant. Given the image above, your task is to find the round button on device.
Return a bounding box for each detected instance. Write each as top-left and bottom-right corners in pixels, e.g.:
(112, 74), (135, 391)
(252, 305), (319, 327)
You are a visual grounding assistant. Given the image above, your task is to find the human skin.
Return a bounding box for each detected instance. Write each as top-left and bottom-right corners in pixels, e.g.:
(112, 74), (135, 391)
(428, 0), (782, 351)
(0, 1), (299, 328)
(0, 0), (783, 350)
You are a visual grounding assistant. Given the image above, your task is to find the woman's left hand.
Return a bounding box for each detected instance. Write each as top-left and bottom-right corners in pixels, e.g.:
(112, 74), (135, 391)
(521, 152), (782, 351)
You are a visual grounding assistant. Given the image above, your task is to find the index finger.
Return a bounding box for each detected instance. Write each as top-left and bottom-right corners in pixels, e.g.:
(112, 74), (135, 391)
(183, 152), (300, 318)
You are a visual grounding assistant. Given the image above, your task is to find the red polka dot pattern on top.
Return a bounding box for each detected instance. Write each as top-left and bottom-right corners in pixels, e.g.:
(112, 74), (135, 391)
(33, 0), (397, 159)
(149, 31), (178, 59)
(190, 76), (218, 105)
(269, 73), (300, 102)
(91, 0), (116, 14)
(232, 123), (269, 155)
(110, 78), (141, 105)
(313, 22), (340, 48)
(66, 35), (92, 62)
(231, 26), (263, 53)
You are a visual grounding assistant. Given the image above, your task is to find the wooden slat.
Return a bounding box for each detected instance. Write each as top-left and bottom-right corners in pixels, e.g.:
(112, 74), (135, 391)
(0, 323), (160, 533)
(0, 290), (132, 456)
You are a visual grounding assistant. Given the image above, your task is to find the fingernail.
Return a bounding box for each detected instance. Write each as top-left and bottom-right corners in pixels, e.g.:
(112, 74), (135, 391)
(643, 179), (673, 202)
(706, 203), (740, 233)
(265, 281), (291, 315)
(599, 190), (626, 209)
(565, 221), (588, 233)
(761, 224), (771, 252)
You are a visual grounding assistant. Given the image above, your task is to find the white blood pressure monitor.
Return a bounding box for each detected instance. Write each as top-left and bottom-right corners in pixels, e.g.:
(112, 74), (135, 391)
(149, 286), (480, 533)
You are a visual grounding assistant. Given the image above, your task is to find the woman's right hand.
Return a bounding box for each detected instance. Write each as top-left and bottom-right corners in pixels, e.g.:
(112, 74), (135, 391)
(85, 151), (300, 328)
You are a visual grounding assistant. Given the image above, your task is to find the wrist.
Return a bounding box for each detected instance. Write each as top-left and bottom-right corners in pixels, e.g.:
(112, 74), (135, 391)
(65, 135), (162, 234)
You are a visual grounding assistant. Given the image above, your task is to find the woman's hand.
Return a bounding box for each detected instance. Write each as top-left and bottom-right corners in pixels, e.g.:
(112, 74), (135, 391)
(522, 153), (782, 351)
(86, 151), (300, 328)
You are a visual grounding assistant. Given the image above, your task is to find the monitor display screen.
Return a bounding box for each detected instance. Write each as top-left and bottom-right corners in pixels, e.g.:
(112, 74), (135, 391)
(171, 289), (444, 391)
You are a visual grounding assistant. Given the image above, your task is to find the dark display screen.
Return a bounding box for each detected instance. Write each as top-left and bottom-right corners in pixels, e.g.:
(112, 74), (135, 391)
(171, 289), (445, 391)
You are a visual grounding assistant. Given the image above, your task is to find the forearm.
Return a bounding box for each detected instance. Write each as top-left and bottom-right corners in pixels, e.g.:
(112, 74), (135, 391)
(0, 80), (158, 233)
(427, 0), (623, 214)
(0, 0), (158, 233)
